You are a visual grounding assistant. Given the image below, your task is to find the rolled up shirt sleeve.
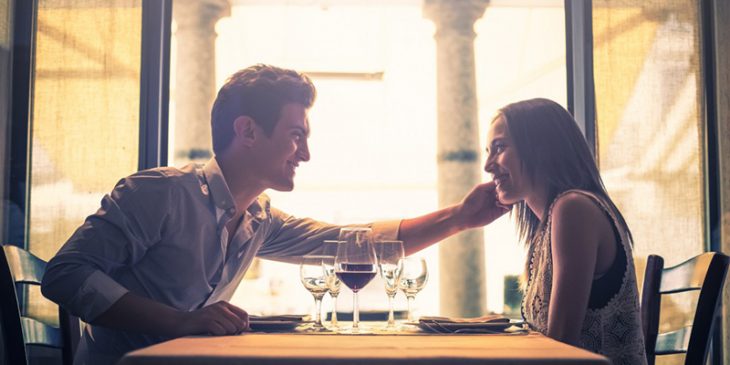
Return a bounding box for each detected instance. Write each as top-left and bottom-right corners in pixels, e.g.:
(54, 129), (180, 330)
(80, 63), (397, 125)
(41, 171), (172, 322)
(257, 207), (401, 262)
(370, 220), (401, 241)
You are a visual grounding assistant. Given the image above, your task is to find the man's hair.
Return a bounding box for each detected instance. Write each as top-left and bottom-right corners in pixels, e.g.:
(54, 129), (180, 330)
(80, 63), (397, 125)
(496, 98), (631, 246)
(211, 64), (316, 154)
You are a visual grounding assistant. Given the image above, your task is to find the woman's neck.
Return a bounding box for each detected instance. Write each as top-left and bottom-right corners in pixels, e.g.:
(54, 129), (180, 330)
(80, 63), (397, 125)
(525, 186), (550, 221)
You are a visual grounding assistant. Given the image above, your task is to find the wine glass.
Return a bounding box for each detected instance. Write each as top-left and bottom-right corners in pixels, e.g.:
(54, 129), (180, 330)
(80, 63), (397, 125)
(375, 240), (404, 329)
(335, 227), (377, 333)
(299, 255), (331, 332)
(398, 256), (428, 322)
(321, 243), (341, 329)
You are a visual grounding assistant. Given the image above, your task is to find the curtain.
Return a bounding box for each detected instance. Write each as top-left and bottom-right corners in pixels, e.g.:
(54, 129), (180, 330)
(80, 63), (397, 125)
(28, 0), (142, 324)
(593, 1), (705, 363)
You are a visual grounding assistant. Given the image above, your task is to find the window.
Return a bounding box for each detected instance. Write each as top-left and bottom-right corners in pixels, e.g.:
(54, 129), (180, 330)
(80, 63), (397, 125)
(169, 0), (565, 318)
(592, 1), (708, 363)
(28, 0), (143, 324)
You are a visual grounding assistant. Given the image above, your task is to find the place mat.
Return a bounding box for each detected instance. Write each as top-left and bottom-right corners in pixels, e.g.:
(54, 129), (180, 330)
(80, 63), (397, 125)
(248, 314), (310, 332)
(419, 314), (510, 324)
(413, 315), (523, 334)
(249, 314), (309, 322)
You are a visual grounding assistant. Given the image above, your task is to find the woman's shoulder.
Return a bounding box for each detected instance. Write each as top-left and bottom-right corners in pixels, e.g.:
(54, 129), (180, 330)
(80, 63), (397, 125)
(547, 190), (620, 259)
(548, 189), (607, 222)
(547, 190), (616, 246)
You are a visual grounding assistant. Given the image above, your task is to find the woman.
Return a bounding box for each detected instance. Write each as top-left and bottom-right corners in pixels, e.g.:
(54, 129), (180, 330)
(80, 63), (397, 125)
(484, 98), (647, 364)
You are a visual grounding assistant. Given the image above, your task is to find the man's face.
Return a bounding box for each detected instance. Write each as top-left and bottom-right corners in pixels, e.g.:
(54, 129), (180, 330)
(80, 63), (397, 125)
(250, 103), (311, 191)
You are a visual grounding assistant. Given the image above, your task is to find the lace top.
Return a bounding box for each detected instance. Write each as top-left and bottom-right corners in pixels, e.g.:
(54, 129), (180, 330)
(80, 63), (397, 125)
(521, 190), (647, 365)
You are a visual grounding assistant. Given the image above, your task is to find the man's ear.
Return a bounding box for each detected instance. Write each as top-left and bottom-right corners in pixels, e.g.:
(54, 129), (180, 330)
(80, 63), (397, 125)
(232, 116), (256, 147)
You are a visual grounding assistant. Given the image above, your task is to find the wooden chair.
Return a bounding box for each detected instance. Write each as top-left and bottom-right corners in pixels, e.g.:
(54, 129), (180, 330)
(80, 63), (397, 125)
(0, 244), (80, 365)
(641, 252), (729, 365)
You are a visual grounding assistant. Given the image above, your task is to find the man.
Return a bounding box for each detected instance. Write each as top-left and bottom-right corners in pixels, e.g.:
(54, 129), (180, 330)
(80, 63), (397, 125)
(41, 64), (507, 364)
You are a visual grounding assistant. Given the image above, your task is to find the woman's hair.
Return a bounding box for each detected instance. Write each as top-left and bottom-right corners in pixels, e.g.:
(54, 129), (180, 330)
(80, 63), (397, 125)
(496, 98), (631, 245)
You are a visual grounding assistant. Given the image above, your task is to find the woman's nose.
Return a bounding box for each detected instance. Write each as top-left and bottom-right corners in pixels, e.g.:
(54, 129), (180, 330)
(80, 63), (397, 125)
(484, 156), (494, 173)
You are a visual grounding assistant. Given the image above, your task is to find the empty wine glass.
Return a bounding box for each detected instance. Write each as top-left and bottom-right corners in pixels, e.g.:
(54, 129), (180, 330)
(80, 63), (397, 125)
(321, 243), (341, 329)
(398, 256), (428, 322)
(335, 227), (377, 333)
(299, 255), (331, 332)
(375, 240), (404, 329)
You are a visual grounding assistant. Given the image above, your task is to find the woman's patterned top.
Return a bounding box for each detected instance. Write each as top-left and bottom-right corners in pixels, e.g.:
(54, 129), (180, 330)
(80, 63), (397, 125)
(521, 189), (647, 365)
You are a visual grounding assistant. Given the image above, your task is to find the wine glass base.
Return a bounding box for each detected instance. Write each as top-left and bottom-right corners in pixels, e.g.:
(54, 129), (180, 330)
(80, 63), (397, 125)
(378, 322), (403, 332)
(334, 323), (373, 334)
(300, 323), (332, 333)
(338, 329), (373, 334)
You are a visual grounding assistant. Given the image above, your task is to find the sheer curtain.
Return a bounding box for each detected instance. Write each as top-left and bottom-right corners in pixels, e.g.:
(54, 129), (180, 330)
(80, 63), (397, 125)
(593, 1), (705, 363)
(28, 0), (142, 324)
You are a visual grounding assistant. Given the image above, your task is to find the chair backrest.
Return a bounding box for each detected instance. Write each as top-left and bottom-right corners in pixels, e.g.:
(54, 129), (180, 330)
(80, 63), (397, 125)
(0, 244), (79, 365)
(641, 252), (729, 365)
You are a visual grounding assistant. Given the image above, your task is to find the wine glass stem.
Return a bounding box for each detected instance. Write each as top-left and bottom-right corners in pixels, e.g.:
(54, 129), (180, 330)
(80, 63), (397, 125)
(353, 292), (360, 329)
(387, 294), (396, 326)
(331, 295), (338, 326)
(314, 297), (323, 327)
(406, 295), (415, 322)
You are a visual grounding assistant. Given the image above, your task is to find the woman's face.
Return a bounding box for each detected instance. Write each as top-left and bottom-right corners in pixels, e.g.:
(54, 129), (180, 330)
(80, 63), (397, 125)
(484, 115), (535, 206)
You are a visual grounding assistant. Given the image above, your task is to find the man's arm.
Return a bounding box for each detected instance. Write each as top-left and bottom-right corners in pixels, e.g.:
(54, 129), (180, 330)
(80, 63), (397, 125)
(257, 181), (506, 260)
(41, 175), (163, 324)
(399, 181), (508, 255)
(93, 292), (248, 337)
(42, 172), (248, 337)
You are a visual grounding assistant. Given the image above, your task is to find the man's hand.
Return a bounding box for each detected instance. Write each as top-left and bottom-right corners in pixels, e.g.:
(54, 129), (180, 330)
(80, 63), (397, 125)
(92, 293), (249, 337)
(398, 181), (510, 255)
(455, 181), (510, 230)
(180, 301), (250, 336)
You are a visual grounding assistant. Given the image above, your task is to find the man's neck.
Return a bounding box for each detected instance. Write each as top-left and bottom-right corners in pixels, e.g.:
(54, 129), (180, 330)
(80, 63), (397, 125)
(215, 155), (264, 214)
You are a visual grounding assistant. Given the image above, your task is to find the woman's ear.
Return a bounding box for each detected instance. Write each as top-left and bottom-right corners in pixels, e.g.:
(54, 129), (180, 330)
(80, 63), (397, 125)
(232, 116), (256, 147)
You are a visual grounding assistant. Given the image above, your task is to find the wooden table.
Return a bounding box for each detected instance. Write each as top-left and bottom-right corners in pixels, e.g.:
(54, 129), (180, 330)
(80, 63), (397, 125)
(118, 332), (610, 364)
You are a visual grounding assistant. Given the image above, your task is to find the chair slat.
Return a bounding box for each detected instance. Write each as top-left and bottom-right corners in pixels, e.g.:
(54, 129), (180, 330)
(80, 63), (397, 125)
(2, 244), (80, 365)
(3, 245), (47, 284)
(654, 326), (691, 355)
(659, 254), (712, 294)
(642, 252), (729, 365)
(0, 246), (28, 365)
(21, 316), (63, 348)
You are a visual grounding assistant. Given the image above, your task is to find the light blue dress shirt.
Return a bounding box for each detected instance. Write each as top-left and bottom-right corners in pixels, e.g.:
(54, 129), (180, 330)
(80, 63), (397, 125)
(41, 158), (399, 364)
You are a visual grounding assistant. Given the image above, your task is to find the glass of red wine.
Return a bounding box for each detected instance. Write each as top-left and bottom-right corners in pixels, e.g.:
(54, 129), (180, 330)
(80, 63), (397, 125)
(335, 227), (377, 333)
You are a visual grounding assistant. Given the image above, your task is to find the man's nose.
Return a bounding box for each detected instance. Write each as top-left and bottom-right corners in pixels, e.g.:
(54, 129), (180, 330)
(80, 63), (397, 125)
(298, 140), (311, 162)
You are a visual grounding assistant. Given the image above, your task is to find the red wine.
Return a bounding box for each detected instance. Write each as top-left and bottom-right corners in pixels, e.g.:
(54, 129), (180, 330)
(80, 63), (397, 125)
(336, 264), (376, 292)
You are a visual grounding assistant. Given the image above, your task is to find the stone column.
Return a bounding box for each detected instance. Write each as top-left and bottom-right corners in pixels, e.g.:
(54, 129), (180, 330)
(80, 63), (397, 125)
(173, 0), (230, 165)
(423, 0), (489, 317)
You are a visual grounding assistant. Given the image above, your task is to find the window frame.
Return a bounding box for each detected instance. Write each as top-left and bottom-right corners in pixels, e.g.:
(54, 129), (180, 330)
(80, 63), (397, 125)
(4, 0), (173, 251)
(7, 0), (36, 249)
(564, 0), (596, 156)
(138, 0), (172, 170)
(699, 0), (722, 362)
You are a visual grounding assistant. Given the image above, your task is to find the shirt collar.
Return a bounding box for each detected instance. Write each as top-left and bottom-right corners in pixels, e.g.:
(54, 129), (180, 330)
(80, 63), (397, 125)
(202, 157), (270, 221)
